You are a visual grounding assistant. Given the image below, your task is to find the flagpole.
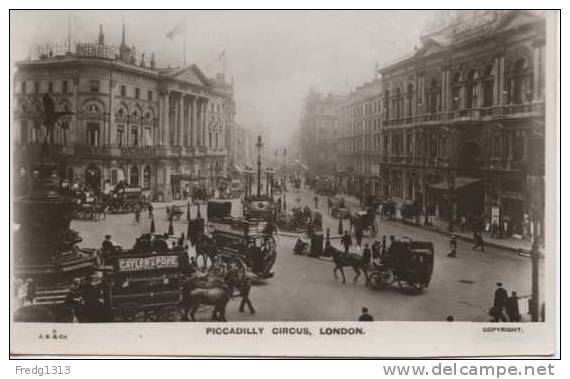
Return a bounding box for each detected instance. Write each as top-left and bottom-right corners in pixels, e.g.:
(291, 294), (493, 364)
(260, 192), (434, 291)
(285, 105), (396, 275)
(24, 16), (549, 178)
(183, 17), (187, 66)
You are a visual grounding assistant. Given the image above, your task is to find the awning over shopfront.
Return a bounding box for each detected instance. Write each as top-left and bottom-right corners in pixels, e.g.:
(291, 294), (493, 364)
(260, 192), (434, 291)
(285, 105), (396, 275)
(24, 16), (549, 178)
(428, 177), (482, 191)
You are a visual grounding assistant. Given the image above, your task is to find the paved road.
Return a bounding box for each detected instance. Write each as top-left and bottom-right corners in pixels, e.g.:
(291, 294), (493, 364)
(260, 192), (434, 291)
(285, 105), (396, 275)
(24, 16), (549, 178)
(71, 187), (541, 322)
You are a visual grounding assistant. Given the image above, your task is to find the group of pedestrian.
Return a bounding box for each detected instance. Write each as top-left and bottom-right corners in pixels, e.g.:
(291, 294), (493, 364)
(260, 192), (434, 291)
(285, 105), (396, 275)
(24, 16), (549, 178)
(490, 282), (525, 322)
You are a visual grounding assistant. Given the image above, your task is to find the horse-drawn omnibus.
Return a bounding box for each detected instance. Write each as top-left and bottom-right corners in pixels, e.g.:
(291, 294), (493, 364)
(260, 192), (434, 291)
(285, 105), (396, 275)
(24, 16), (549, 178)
(108, 186), (145, 214)
(197, 217), (277, 279)
(101, 250), (188, 321)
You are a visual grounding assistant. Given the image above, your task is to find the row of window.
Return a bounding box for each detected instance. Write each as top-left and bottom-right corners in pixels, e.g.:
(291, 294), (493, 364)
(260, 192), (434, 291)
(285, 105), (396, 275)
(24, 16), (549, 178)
(20, 80), (71, 95)
(119, 85), (153, 101)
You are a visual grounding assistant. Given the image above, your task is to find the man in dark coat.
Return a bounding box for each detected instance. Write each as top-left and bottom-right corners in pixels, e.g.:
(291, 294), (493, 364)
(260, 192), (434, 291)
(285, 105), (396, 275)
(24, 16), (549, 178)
(362, 243), (372, 268)
(447, 235), (458, 257)
(355, 223), (364, 247)
(492, 282), (509, 321)
(506, 290), (521, 322)
(358, 307), (373, 321)
(341, 231), (352, 255)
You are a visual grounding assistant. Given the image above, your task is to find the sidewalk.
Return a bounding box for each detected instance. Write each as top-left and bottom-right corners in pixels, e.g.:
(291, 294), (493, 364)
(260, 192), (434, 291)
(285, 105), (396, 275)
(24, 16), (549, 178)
(384, 217), (533, 254)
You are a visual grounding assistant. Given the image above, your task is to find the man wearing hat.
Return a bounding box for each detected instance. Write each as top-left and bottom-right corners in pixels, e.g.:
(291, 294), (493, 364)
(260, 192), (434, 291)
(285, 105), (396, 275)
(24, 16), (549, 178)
(65, 278), (83, 322)
(492, 282), (508, 322)
(447, 235), (458, 257)
(358, 307), (374, 321)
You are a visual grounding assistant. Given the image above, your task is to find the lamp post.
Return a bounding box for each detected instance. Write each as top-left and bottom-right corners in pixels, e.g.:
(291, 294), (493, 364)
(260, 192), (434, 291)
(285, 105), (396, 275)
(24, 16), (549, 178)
(526, 126), (545, 322)
(447, 169), (455, 233)
(255, 135), (263, 197)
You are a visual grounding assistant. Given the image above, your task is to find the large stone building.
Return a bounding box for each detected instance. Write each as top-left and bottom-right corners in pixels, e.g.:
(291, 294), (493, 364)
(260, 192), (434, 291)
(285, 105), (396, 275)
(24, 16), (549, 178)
(373, 10), (545, 234)
(336, 78), (383, 197)
(13, 24), (235, 201)
(299, 89), (346, 175)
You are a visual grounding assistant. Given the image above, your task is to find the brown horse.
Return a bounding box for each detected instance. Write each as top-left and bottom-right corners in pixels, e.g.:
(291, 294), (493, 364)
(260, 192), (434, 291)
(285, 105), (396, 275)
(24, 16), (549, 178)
(326, 243), (368, 284)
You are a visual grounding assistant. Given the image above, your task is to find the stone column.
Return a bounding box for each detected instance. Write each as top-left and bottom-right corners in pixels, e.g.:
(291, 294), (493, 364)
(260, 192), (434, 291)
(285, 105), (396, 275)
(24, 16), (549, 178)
(191, 96), (197, 147)
(163, 91), (170, 146)
(202, 99), (209, 147)
(533, 42), (542, 101)
(158, 94), (164, 145)
(498, 55), (506, 105)
(186, 97), (192, 147)
(178, 95), (185, 146)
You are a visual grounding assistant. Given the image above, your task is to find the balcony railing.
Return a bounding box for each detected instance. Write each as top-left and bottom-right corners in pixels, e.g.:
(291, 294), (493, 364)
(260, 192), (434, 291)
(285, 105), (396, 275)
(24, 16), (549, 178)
(75, 145), (111, 156)
(122, 146), (158, 156)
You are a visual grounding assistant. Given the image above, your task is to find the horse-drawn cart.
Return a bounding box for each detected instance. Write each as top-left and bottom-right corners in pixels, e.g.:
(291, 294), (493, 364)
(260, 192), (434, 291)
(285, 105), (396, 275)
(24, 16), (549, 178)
(367, 239), (434, 293)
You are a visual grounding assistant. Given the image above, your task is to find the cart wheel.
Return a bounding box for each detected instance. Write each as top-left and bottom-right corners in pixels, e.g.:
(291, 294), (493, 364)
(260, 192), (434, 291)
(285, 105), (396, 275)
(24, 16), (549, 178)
(410, 282), (425, 294)
(123, 309), (147, 322)
(146, 309), (160, 322)
(159, 306), (179, 322)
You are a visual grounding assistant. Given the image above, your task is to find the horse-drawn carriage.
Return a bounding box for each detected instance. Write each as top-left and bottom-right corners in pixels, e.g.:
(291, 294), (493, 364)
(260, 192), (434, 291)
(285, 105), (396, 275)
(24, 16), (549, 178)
(196, 218), (277, 279)
(192, 185), (209, 203)
(108, 186), (145, 214)
(277, 206), (322, 234)
(168, 204), (184, 221)
(367, 239), (434, 293)
(351, 208), (378, 237)
(330, 196), (351, 219)
(73, 193), (106, 221)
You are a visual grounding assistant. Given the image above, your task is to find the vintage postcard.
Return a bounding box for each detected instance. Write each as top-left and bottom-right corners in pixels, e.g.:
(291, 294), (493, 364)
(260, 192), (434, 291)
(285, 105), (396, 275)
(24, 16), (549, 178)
(9, 9), (559, 357)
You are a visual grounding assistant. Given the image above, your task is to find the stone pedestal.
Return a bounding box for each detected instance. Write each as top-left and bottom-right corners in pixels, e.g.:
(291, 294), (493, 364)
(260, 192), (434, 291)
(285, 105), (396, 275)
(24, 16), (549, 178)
(14, 161), (96, 286)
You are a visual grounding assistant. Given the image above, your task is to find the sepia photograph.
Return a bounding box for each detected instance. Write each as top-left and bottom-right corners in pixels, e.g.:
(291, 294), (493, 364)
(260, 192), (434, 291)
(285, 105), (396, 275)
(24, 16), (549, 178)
(9, 9), (559, 357)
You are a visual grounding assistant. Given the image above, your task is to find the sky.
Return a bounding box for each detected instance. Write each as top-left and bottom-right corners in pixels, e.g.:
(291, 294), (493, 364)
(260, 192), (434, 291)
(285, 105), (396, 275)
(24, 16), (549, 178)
(10, 10), (436, 150)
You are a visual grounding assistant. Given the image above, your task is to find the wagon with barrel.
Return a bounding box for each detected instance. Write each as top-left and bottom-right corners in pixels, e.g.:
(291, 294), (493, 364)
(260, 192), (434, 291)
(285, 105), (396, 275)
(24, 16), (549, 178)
(367, 238), (434, 293)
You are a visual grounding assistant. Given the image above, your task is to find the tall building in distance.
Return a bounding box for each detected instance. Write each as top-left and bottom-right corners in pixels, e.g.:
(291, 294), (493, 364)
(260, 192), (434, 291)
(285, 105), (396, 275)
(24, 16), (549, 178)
(13, 23), (235, 201)
(299, 88), (346, 175)
(337, 10), (544, 236)
(336, 78), (383, 197)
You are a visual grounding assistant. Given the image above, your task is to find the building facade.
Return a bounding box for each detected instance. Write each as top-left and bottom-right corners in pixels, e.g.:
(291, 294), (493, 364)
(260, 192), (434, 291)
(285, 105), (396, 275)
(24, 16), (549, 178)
(299, 89), (347, 175)
(375, 10), (545, 234)
(13, 25), (235, 201)
(336, 78), (383, 197)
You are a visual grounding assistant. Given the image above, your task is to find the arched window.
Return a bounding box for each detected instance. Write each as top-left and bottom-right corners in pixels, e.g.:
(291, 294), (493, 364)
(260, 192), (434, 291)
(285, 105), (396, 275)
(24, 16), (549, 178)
(482, 65), (494, 107)
(383, 90), (390, 119)
(86, 103), (101, 114)
(465, 70), (477, 109)
(130, 166), (139, 187)
(451, 73), (462, 110)
(406, 83), (414, 117)
(427, 79), (441, 114)
(394, 88), (402, 118)
(143, 166), (151, 189)
(509, 58), (533, 104)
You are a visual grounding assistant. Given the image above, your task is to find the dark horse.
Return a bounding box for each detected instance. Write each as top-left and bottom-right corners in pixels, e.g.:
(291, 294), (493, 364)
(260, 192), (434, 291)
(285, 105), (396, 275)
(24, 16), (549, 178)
(325, 243), (368, 284)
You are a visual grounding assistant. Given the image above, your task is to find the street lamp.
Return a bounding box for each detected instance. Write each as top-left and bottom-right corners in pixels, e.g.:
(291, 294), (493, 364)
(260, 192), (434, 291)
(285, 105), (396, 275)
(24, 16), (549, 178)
(526, 125), (545, 322)
(255, 135), (263, 197)
(447, 170), (455, 233)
